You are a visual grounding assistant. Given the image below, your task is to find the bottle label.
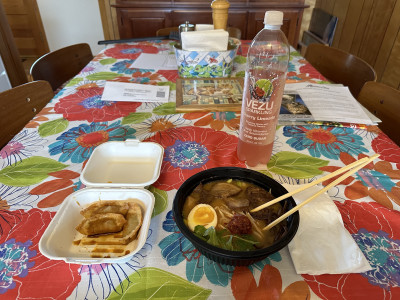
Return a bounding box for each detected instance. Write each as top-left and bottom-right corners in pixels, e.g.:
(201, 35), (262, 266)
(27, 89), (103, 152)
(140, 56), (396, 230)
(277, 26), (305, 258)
(239, 71), (285, 145)
(249, 78), (274, 103)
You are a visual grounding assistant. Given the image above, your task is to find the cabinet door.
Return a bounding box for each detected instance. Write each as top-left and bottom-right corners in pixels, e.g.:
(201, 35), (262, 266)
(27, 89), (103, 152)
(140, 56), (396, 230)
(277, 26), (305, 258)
(171, 10), (213, 27)
(117, 9), (171, 39)
(227, 10), (248, 39)
(247, 10), (301, 46)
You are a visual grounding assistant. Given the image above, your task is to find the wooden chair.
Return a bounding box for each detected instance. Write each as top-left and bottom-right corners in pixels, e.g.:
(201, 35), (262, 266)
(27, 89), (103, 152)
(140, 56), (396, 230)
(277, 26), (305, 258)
(156, 27), (179, 37)
(30, 43), (93, 91)
(227, 27), (241, 39)
(357, 81), (400, 146)
(156, 26), (241, 39)
(304, 44), (377, 98)
(0, 81), (54, 149)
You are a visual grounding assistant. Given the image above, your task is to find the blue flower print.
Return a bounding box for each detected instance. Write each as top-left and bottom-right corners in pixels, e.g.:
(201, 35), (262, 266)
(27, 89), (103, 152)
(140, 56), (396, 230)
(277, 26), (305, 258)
(110, 60), (153, 76)
(165, 141), (210, 170)
(0, 239), (36, 294)
(48, 121), (136, 163)
(283, 125), (368, 159)
(353, 229), (400, 290)
(158, 211), (281, 286)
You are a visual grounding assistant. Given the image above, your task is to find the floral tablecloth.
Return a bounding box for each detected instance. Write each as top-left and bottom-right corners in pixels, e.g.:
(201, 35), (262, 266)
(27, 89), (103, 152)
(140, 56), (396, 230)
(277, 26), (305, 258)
(1, 40), (399, 300)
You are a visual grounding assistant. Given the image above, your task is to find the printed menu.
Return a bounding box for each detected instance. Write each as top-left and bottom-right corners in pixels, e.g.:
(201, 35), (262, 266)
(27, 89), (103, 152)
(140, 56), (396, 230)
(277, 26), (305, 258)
(279, 83), (378, 125)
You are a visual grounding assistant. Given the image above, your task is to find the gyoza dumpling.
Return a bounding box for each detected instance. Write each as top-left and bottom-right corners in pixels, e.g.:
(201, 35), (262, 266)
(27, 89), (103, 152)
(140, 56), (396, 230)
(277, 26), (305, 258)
(76, 213), (126, 235)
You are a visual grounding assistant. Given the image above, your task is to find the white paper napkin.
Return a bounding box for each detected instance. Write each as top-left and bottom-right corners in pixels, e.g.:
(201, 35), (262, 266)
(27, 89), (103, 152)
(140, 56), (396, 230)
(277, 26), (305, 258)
(285, 184), (372, 275)
(181, 29), (229, 51)
(195, 24), (214, 31)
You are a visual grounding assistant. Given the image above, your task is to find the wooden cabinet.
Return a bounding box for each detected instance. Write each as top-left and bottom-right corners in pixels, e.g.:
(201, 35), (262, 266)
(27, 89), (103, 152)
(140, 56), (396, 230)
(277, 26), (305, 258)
(113, 0), (307, 47)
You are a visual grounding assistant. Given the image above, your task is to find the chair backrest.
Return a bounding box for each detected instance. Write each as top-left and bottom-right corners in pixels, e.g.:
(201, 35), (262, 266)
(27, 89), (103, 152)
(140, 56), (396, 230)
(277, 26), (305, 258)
(304, 44), (377, 98)
(227, 27), (241, 39)
(357, 81), (400, 145)
(0, 80), (54, 149)
(30, 43), (93, 91)
(308, 8), (338, 46)
(156, 27), (179, 37)
(156, 26), (241, 39)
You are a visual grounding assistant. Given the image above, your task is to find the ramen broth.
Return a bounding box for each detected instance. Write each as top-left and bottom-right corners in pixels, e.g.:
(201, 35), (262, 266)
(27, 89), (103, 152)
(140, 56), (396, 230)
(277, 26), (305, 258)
(182, 179), (287, 250)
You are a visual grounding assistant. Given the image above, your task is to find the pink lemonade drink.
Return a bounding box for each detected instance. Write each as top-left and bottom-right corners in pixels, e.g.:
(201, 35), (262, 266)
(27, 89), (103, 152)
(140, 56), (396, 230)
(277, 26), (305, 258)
(236, 11), (289, 167)
(237, 69), (286, 166)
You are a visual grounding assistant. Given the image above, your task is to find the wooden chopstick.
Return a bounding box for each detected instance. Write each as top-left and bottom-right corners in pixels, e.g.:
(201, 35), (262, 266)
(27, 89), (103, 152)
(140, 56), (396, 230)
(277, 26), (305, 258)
(251, 154), (379, 213)
(262, 154), (379, 231)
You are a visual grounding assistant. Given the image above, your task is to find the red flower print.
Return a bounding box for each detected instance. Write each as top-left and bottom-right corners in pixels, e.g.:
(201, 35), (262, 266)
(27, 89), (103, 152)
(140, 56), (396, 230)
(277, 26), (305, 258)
(104, 44), (159, 60)
(303, 201), (400, 299)
(25, 107), (56, 128)
(231, 264), (310, 300)
(0, 209), (81, 298)
(54, 86), (141, 122)
(372, 133), (400, 163)
(110, 71), (163, 85)
(184, 111), (240, 131)
(144, 126), (245, 190)
(299, 60), (327, 81)
(30, 170), (82, 208)
(157, 70), (179, 83)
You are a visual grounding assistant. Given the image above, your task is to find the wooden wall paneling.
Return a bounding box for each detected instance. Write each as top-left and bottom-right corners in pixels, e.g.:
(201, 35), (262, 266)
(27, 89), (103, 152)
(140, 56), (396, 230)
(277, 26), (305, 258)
(349, 0), (372, 55)
(98, 0), (112, 40)
(358, 0), (397, 66)
(337, 0), (363, 51)
(315, 0), (335, 13)
(300, 1), (315, 37)
(1, 0), (25, 14)
(284, 10), (304, 46)
(98, 0), (119, 40)
(111, 0), (120, 40)
(374, 0), (400, 81)
(0, 1), (27, 86)
(312, 0), (400, 90)
(330, 0), (350, 48)
(1, 0), (49, 57)
(381, 31), (400, 88)
(27, 0), (48, 55)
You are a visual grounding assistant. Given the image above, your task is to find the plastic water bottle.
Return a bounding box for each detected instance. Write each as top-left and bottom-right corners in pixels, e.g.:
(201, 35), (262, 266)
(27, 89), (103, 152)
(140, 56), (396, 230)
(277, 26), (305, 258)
(237, 11), (290, 167)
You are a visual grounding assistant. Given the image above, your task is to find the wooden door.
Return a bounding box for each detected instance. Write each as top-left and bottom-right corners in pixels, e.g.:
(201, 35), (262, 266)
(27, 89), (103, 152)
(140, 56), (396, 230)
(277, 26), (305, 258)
(1, 0), (49, 58)
(0, 1), (27, 86)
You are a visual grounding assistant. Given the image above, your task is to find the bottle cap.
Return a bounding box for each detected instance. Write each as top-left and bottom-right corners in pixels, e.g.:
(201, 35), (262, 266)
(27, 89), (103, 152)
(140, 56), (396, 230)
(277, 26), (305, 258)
(264, 11), (283, 26)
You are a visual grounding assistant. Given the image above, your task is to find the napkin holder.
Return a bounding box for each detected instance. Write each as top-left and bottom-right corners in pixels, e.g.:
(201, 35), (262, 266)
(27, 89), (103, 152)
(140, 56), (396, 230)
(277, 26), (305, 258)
(174, 38), (240, 78)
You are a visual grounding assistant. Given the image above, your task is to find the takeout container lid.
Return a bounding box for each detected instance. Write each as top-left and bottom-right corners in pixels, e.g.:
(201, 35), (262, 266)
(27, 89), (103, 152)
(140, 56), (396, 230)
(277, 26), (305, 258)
(80, 139), (164, 189)
(39, 188), (155, 264)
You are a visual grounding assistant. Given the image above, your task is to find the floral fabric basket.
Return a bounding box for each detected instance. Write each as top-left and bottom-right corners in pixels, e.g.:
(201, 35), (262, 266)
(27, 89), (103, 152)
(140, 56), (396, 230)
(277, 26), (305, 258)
(174, 39), (240, 78)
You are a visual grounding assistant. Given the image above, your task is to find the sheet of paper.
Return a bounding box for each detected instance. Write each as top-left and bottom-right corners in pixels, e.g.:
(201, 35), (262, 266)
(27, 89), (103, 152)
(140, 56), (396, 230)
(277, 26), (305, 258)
(284, 83), (375, 125)
(130, 53), (177, 70)
(101, 82), (169, 103)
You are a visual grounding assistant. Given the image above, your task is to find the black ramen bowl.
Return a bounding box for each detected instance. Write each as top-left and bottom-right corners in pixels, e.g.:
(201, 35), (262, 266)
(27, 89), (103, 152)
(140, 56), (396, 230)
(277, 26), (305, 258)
(172, 167), (299, 266)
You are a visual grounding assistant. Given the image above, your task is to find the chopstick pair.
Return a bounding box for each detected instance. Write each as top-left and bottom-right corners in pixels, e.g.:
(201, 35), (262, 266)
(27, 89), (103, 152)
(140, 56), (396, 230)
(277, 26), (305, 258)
(254, 154), (380, 231)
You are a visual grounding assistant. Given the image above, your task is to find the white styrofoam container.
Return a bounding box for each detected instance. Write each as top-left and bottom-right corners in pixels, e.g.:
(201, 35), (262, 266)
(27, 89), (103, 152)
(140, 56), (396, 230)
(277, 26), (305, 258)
(39, 188), (155, 264)
(39, 140), (163, 264)
(80, 140), (164, 188)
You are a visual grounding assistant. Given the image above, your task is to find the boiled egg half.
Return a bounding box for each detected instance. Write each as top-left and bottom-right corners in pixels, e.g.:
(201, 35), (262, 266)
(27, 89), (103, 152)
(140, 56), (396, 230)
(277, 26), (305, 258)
(187, 204), (218, 232)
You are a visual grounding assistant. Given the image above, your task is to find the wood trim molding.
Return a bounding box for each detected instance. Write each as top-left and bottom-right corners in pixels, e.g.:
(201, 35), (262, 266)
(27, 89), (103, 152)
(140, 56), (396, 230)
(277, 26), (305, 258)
(0, 2), (27, 86)
(28, 0), (49, 55)
(98, 0), (120, 40)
